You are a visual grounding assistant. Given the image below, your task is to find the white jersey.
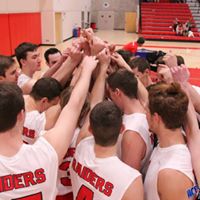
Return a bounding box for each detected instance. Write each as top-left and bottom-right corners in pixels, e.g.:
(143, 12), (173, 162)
(121, 113), (154, 175)
(192, 85), (200, 95)
(192, 85), (200, 122)
(0, 137), (58, 200)
(22, 111), (46, 144)
(17, 73), (31, 88)
(144, 144), (194, 200)
(57, 128), (80, 195)
(70, 136), (141, 200)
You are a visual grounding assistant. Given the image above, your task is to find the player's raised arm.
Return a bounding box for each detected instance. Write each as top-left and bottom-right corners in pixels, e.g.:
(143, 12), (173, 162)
(44, 56), (98, 162)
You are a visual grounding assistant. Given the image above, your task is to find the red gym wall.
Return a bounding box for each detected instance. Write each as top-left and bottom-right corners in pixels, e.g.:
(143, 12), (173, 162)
(0, 14), (11, 55)
(0, 13), (41, 56)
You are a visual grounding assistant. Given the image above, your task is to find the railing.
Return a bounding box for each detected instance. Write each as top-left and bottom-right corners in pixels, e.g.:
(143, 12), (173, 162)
(187, 0), (200, 13)
(196, 0), (200, 13)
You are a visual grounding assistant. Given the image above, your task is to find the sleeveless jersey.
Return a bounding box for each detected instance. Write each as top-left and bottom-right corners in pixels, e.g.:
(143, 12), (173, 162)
(121, 113), (154, 175)
(22, 111), (46, 144)
(192, 85), (200, 122)
(70, 136), (141, 200)
(192, 85), (200, 95)
(144, 144), (194, 200)
(17, 73), (31, 88)
(0, 137), (58, 200)
(57, 128), (80, 196)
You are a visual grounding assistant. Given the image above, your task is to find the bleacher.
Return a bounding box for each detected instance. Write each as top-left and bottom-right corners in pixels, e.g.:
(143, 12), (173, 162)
(140, 2), (200, 41)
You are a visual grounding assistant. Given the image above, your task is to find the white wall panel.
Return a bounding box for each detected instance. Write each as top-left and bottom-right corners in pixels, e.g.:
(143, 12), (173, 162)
(0, 0), (92, 44)
(54, 0), (91, 40)
(41, 11), (55, 44)
(7, 0), (40, 13)
(40, 0), (54, 11)
(0, 0), (8, 13)
(62, 11), (81, 40)
(91, 0), (137, 29)
(53, 0), (91, 11)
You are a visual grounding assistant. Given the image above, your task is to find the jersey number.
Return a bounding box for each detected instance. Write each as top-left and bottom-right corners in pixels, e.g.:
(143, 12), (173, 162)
(59, 160), (71, 186)
(76, 185), (94, 200)
(13, 192), (42, 200)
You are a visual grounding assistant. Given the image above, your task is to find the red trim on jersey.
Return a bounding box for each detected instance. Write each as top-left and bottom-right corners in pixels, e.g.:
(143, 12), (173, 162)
(56, 192), (73, 200)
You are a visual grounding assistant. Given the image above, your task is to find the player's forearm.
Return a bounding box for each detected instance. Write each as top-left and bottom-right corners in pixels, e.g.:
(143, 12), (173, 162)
(76, 63), (105, 145)
(181, 83), (200, 140)
(186, 83), (200, 114)
(90, 64), (107, 108)
(137, 77), (148, 108)
(185, 100), (199, 138)
(46, 67), (93, 162)
(42, 58), (63, 78)
(70, 68), (93, 109)
(52, 57), (77, 87)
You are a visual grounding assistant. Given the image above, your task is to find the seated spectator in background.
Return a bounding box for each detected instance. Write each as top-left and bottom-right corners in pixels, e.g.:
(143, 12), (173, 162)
(0, 55), (19, 83)
(123, 37), (145, 54)
(185, 18), (193, 32)
(44, 48), (62, 68)
(187, 30), (194, 38)
(176, 22), (184, 36)
(173, 20), (194, 37)
(183, 20), (195, 38)
(23, 77), (62, 144)
(170, 18), (179, 32)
